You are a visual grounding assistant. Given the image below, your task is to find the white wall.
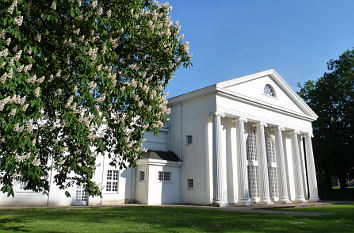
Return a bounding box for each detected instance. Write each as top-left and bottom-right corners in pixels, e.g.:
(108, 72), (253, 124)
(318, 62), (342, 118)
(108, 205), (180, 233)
(143, 130), (168, 152)
(135, 164), (148, 204)
(224, 75), (304, 115)
(169, 94), (216, 205)
(147, 164), (181, 205)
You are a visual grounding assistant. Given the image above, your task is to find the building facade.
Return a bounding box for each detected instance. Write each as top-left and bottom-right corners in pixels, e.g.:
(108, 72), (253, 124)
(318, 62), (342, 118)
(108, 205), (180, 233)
(0, 69), (319, 206)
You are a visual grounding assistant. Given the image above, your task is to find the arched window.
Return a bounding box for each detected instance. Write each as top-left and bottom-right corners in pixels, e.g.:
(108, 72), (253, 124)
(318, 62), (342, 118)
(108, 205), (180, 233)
(264, 84), (276, 97)
(247, 130), (259, 198)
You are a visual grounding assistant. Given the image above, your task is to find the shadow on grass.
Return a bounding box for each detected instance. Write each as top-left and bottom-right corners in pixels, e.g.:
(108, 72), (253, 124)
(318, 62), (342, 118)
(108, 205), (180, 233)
(0, 205), (353, 232)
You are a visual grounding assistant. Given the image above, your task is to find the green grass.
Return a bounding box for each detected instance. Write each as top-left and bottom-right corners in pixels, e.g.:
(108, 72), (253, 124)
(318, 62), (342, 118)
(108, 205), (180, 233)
(0, 204), (353, 232)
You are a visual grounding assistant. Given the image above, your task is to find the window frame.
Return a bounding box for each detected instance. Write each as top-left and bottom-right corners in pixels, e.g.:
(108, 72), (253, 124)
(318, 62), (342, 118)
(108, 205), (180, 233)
(138, 170), (145, 182)
(186, 135), (193, 145)
(187, 178), (194, 190)
(16, 181), (33, 193)
(263, 84), (276, 97)
(105, 169), (119, 193)
(158, 171), (172, 182)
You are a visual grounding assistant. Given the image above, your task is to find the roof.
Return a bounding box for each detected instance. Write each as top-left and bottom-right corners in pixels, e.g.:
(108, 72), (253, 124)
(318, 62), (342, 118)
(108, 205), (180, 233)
(142, 150), (180, 162)
(167, 69), (318, 121)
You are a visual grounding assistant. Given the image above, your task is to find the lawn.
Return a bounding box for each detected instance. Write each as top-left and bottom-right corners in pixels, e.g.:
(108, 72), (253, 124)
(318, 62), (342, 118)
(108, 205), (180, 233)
(0, 204), (353, 233)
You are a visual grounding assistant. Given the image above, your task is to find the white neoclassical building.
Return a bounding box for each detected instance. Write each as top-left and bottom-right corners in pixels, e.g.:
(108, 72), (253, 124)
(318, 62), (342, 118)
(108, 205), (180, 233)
(0, 69), (319, 206)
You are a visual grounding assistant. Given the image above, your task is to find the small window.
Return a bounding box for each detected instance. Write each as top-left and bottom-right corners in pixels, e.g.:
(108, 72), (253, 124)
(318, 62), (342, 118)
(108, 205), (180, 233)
(17, 181), (28, 191)
(158, 171), (171, 182)
(187, 179), (194, 189)
(186, 135), (193, 145)
(139, 171), (145, 182)
(106, 170), (119, 192)
(264, 84), (276, 97)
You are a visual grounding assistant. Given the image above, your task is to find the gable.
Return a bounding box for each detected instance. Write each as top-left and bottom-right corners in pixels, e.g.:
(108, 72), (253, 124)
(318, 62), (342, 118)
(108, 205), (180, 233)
(217, 70), (317, 120)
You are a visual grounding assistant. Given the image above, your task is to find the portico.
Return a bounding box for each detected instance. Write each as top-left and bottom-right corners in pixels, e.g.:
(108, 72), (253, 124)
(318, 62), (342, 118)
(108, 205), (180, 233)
(209, 111), (318, 206)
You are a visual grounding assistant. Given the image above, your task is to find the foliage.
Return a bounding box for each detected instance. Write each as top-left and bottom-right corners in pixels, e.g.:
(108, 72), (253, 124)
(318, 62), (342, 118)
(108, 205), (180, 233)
(0, 0), (191, 197)
(298, 48), (353, 190)
(0, 205), (353, 232)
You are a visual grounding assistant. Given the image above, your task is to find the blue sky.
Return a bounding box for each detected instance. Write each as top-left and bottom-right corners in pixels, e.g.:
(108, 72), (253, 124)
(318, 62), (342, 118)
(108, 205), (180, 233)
(165, 0), (354, 97)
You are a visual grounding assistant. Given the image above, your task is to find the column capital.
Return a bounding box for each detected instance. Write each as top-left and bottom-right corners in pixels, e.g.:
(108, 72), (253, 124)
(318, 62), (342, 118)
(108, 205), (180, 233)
(208, 112), (225, 117)
(232, 116), (247, 123)
(288, 129), (300, 136)
(303, 132), (314, 138)
(253, 121), (267, 128)
(277, 126), (285, 131)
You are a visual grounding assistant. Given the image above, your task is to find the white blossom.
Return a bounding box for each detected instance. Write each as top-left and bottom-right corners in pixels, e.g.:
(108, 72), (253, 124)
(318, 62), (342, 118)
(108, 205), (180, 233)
(51, 1), (57, 10)
(14, 16), (23, 26)
(35, 34), (41, 42)
(91, 0), (97, 9)
(10, 108), (16, 116)
(34, 87), (40, 97)
(5, 38), (11, 46)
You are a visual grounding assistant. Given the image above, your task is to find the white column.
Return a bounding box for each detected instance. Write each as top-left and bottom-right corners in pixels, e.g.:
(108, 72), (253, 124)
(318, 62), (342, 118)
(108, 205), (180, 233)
(304, 134), (319, 202)
(291, 130), (306, 202)
(236, 117), (250, 204)
(256, 122), (272, 204)
(211, 112), (225, 206)
(275, 126), (291, 203)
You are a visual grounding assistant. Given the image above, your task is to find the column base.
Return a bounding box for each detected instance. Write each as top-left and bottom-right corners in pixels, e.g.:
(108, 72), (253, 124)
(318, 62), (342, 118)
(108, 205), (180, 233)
(235, 199), (252, 206)
(308, 198), (320, 202)
(275, 199), (292, 204)
(212, 199), (227, 207)
(293, 198), (307, 203)
(259, 198), (273, 205)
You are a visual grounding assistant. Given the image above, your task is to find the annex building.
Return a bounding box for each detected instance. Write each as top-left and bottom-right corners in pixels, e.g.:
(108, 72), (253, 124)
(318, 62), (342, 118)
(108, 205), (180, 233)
(0, 69), (319, 206)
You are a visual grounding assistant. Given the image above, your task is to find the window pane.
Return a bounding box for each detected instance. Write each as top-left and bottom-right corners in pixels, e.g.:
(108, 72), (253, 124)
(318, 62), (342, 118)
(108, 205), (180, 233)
(158, 171), (163, 181)
(113, 170), (119, 181)
(187, 179), (193, 189)
(106, 181), (112, 191)
(107, 170), (112, 180)
(112, 182), (118, 192)
(268, 167), (278, 198)
(248, 166), (260, 198)
(247, 131), (258, 161)
(186, 135), (192, 144)
(139, 171), (145, 181)
(164, 172), (171, 181)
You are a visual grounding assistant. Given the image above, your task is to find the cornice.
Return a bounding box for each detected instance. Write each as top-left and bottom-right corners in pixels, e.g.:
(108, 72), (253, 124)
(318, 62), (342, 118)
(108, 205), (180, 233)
(216, 88), (316, 122)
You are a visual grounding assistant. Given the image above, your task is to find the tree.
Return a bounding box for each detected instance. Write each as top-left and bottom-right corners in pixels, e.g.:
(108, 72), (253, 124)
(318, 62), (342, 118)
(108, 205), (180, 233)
(0, 0), (191, 197)
(298, 48), (353, 190)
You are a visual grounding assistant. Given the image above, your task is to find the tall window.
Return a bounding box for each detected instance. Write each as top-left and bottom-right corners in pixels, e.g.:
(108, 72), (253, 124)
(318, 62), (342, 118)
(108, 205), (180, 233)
(106, 170), (119, 192)
(75, 184), (87, 202)
(247, 131), (258, 161)
(266, 134), (278, 199)
(247, 130), (260, 198)
(266, 135), (276, 163)
(264, 84), (276, 97)
(268, 167), (278, 198)
(248, 166), (260, 198)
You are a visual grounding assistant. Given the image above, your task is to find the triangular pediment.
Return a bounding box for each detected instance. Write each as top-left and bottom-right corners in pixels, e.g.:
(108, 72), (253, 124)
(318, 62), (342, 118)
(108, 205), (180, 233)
(216, 69), (317, 120)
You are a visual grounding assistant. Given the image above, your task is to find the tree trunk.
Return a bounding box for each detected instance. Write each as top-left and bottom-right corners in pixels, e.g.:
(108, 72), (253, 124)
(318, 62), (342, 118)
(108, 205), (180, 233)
(339, 174), (348, 190)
